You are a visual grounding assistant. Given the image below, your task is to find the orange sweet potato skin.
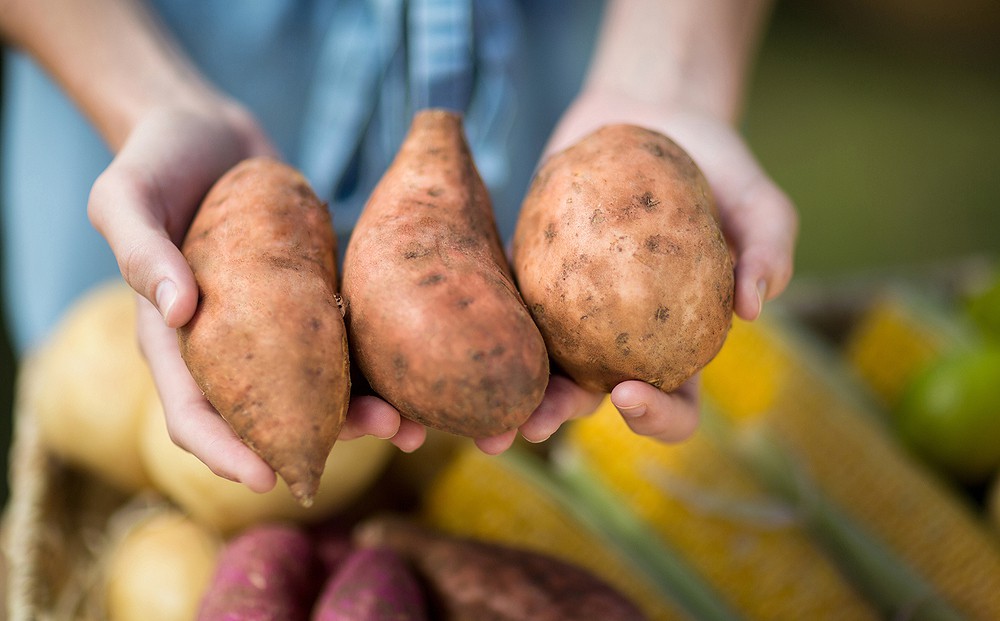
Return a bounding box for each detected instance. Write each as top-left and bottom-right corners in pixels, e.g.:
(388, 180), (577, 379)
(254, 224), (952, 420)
(342, 110), (548, 438)
(178, 157), (349, 505)
(512, 125), (734, 394)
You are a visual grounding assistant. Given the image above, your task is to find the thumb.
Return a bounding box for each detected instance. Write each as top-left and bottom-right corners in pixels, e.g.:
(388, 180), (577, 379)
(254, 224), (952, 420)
(88, 166), (199, 329)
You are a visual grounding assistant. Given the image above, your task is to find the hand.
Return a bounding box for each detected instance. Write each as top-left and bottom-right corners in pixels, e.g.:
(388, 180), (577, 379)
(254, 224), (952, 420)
(91, 99), (429, 494)
(89, 99), (281, 491)
(503, 88), (798, 446)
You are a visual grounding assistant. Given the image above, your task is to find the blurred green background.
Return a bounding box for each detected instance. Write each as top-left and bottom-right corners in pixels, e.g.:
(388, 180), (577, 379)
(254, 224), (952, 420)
(0, 1), (998, 505)
(749, 0), (1000, 277)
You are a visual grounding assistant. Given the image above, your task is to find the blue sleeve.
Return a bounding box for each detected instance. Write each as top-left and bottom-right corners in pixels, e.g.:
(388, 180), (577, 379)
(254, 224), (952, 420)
(0, 0), (601, 354)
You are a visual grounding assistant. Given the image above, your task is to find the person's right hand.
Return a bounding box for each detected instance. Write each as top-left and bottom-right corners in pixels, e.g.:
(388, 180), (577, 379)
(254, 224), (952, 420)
(88, 98), (283, 492)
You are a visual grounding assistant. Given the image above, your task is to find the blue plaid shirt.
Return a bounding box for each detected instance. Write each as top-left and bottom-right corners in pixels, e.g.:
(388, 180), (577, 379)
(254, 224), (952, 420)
(297, 0), (521, 233)
(1, 0), (603, 352)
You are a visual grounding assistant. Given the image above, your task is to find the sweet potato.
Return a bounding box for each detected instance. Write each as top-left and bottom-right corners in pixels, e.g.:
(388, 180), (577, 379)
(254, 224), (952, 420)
(512, 124), (734, 393)
(139, 394), (392, 535)
(311, 547), (428, 621)
(196, 523), (322, 621)
(312, 523), (355, 576)
(178, 157), (350, 505)
(354, 516), (647, 621)
(342, 110), (549, 437)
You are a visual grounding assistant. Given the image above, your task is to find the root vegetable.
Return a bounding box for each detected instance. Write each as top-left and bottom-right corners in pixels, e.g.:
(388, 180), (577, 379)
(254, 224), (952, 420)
(139, 394), (392, 535)
(178, 157), (350, 505)
(105, 507), (221, 621)
(311, 547), (428, 621)
(197, 523), (322, 621)
(312, 524), (354, 576)
(355, 516), (647, 621)
(23, 280), (153, 492)
(512, 124), (734, 393)
(342, 109), (549, 437)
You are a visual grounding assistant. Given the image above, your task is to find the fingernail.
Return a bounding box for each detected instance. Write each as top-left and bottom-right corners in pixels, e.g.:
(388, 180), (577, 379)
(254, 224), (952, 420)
(220, 470), (242, 485)
(155, 279), (178, 323)
(525, 432), (553, 444)
(617, 403), (647, 419)
(755, 280), (768, 317)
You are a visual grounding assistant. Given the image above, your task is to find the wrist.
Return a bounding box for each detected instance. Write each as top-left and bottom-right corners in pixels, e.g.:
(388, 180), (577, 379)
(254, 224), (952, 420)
(583, 0), (774, 125)
(99, 78), (226, 151)
(1, 0), (223, 151)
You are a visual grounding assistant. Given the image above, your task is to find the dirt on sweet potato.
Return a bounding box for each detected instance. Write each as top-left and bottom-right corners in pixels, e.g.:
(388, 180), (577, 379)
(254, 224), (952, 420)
(512, 124), (734, 393)
(342, 110), (549, 437)
(178, 157), (350, 506)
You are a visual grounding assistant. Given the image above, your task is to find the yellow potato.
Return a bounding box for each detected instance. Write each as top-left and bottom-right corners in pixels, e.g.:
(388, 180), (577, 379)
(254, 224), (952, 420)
(105, 507), (220, 621)
(23, 280), (153, 492)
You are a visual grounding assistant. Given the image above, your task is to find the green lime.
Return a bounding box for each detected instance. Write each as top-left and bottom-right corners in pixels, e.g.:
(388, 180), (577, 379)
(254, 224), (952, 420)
(894, 344), (1000, 484)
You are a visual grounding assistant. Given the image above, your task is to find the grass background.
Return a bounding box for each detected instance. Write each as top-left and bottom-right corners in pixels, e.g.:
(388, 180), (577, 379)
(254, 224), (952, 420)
(1, 2), (999, 506)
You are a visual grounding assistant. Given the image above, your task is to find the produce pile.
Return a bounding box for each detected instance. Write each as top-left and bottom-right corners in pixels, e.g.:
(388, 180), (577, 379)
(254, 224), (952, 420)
(4, 111), (1000, 620)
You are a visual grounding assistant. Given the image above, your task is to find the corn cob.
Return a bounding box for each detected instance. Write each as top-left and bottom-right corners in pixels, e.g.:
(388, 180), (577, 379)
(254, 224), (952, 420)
(421, 444), (733, 621)
(701, 315), (1000, 620)
(842, 288), (975, 411)
(564, 401), (878, 621)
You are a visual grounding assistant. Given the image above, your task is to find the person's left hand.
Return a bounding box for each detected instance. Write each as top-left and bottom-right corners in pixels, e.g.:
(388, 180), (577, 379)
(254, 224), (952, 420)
(473, 88), (798, 452)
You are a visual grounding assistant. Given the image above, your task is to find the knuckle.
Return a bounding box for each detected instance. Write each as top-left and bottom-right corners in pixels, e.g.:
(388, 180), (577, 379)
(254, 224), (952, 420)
(654, 413), (700, 444)
(86, 170), (117, 232)
(117, 240), (154, 296)
(163, 413), (189, 450)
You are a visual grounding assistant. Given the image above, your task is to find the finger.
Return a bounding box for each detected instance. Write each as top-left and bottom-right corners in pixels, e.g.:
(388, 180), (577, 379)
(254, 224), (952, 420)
(341, 395), (428, 452)
(474, 430), (519, 455)
(390, 419), (427, 453)
(88, 164), (199, 328)
(520, 375), (604, 443)
(610, 378), (700, 443)
(164, 393), (278, 493)
(341, 395), (402, 441)
(718, 178), (798, 321)
(672, 119), (798, 322)
(135, 298), (277, 492)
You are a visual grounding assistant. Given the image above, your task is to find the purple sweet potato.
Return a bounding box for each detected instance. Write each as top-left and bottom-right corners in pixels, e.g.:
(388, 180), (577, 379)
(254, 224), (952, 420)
(311, 547), (428, 621)
(312, 523), (354, 577)
(197, 523), (323, 621)
(354, 516), (647, 621)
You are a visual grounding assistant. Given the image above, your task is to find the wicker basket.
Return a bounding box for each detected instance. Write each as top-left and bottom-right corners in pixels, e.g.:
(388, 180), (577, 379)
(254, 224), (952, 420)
(2, 392), (131, 621)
